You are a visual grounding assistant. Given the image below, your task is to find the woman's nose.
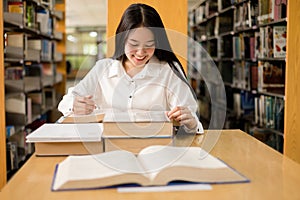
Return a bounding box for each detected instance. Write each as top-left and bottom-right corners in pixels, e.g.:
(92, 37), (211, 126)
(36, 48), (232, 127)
(135, 46), (146, 54)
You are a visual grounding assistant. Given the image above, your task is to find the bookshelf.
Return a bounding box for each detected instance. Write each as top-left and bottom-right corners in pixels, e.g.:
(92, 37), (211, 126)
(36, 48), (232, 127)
(0, 0), (66, 188)
(284, 0), (300, 163)
(188, 0), (288, 152)
(0, 0), (6, 189)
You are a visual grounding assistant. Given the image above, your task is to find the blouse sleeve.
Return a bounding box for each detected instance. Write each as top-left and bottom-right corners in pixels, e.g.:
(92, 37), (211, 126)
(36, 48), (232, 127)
(167, 63), (204, 134)
(57, 59), (106, 116)
(57, 87), (74, 116)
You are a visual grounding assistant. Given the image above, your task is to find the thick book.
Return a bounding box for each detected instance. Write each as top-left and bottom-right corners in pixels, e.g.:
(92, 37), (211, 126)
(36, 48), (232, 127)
(102, 111), (174, 153)
(51, 145), (249, 191)
(104, 137), (173, 154)
(60, 111), (105, 123)
(103, 121), (173, 138)
(102, 111), (174, 137)
(26, 123), (103, 156)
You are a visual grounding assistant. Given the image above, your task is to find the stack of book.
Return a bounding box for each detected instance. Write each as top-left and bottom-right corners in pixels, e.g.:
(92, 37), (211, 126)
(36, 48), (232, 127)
(102, 111), (174, 154)
(26, 111), (175, 156)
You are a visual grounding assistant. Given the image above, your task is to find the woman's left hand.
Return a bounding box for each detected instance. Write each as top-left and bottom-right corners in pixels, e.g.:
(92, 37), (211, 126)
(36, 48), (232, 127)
(167, 106), (197, 131)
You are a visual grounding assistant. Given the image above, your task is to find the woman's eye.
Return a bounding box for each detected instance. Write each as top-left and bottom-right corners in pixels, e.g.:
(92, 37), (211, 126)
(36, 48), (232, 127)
(129, 43), (138, 47)
(145, 43), (155, 48)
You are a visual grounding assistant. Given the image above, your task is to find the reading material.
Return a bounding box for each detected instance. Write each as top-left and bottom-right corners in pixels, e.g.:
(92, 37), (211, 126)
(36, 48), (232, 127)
(52, 145), (249, 191)
(103, 137), (173, 154)
(60, 111), (105, 123)
(102, 111), (175, 138)
(102, 111), (174, 153)
(26, 123), (103, 156)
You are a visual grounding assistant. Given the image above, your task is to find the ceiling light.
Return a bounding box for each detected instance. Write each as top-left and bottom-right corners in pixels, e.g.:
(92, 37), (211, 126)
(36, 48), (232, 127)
(89, 31), (98, 38)
(67, 35), (77, 42)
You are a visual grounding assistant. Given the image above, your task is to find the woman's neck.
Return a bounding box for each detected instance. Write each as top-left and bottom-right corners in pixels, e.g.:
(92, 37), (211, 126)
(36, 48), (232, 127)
(123, 59), (145, 78)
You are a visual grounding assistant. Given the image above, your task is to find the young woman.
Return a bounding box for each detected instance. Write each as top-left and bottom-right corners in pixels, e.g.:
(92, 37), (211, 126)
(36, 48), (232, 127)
(58, 3), (203, 133)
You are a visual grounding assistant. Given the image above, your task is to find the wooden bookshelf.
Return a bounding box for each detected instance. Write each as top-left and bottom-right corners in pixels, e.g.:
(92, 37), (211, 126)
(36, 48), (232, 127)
(54, 2), (66, 97)
(188, 1), (293, 155)
(0, 0), (66, 188)
(187, 0), (300, 163)
(284, 0), (300, 163)
(0, 0), (6, 189)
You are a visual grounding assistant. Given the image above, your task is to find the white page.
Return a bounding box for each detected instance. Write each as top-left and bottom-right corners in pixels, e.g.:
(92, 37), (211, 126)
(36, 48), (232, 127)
(26, 123), (103, 142)
(53, 150), (146, 190)
(137, 145), (227, 180)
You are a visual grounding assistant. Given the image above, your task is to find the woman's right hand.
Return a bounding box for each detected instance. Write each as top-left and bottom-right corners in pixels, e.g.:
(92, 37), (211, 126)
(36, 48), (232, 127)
(73, 95), (96, 115)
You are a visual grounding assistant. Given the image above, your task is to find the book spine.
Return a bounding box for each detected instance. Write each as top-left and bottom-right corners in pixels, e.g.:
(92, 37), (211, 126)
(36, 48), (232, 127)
(273, 26), (287, 58)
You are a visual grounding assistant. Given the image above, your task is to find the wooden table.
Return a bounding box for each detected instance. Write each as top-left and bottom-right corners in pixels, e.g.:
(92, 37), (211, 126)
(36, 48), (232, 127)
(1, 130), (300, 200)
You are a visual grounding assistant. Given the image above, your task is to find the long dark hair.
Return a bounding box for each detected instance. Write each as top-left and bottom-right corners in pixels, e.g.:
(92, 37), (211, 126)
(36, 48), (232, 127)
(112, 3), (187, 78)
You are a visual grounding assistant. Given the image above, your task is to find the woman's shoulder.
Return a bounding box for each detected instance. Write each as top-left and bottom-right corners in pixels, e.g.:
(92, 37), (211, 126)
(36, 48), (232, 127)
(92, 58), (120, 71)
(154, 59), (180, 74)
(95, 58), (117, 67)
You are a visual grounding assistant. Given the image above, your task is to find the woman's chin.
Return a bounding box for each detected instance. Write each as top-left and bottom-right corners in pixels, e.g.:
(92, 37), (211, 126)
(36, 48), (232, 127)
(133, 60), (147, 67)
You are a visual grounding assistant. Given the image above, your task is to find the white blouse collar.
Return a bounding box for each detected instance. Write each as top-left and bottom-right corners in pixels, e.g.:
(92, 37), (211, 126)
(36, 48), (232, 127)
(107, 56), (163, 79)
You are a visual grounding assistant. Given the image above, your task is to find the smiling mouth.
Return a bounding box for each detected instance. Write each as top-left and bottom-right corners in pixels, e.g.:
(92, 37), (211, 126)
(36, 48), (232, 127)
(133, 55), (147, 61)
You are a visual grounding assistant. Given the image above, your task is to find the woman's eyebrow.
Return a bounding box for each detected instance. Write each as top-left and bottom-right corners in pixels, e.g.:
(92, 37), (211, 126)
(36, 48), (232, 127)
(146, 39), (155, 43)
(128, 39), (155, 43)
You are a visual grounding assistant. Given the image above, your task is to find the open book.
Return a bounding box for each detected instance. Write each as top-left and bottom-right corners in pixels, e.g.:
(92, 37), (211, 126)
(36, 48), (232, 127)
(52, 145), (249, 191)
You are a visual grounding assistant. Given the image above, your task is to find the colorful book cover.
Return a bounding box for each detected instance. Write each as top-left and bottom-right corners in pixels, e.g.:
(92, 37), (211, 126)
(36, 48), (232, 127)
(273, 26), (287, 58)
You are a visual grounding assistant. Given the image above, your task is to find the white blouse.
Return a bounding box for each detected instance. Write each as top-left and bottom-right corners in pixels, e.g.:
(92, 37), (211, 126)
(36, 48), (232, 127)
(58, 57), (203, 133)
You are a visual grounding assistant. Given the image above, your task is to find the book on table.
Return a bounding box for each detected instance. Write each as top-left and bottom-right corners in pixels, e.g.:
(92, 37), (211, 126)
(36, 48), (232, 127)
(59, 110), (105, 123)
(102, 111), (174, 154)
(51, 145), (249, 191)
(26, 123), (103, 156)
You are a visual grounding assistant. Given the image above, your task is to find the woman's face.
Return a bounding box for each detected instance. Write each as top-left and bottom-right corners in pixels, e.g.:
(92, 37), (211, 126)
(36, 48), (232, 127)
(124, 27), (155, 68)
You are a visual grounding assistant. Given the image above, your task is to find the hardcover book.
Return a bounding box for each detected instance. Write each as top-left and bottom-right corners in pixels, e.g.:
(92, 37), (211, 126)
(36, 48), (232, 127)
(51, 145), (249, 191)
(102, 111), (174, 154)
(26, 123), (103, 156)
(60, 111), (105, 123)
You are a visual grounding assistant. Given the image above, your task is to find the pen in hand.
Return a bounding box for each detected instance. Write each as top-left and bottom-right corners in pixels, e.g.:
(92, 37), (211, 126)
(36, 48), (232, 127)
(73, 95), (96, 115)
(167, 106), (197, 130)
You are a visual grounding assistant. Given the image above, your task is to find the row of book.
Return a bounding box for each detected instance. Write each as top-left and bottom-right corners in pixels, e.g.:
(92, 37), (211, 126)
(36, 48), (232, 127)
(223, 26), (286, 59)
(221, 60), (285, 94)
(232, 91), (284, 132)
(6, 117), (47, 178)
(5, 63), (58, 92)
(190, 0), (287, 27)
(193, 24), (287, 61)
(4, 32), (62, 62)
(5, 89), (57, 127)
(234, 0), (287, 30)
(4, 0), (59, 35)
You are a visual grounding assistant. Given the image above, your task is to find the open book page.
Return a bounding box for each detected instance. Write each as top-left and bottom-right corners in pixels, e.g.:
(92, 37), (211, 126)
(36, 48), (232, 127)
(52, 150), (149, 190)
(26, 123), (103, 142)
(52, 145), (249, 190)
(137, 145), (248, 185)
